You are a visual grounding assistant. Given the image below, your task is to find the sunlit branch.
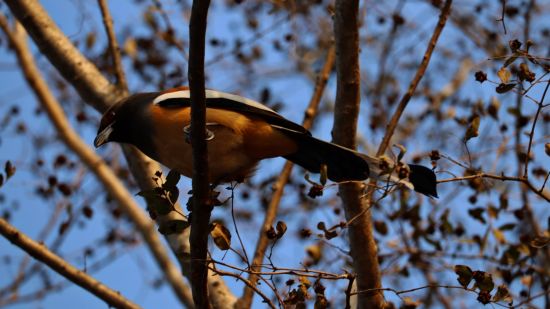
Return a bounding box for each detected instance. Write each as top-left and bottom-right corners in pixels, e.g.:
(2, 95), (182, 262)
(0, 218), (140, 309)
(97, 0), (128, 91)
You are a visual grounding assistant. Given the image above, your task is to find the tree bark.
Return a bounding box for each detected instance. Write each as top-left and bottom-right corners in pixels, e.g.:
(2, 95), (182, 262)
(332, 1), (385, 308)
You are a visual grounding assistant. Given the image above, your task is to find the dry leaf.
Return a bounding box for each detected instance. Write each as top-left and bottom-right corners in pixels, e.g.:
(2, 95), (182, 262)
(497, 67), (511, 83)
(210, 222), (231, 250)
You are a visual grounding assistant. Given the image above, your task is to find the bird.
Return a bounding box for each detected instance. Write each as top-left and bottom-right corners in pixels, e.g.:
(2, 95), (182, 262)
(94, 86), (438, 197)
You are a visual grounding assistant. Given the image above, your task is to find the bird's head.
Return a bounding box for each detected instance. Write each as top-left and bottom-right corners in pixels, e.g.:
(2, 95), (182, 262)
(94, 92), (159, 148)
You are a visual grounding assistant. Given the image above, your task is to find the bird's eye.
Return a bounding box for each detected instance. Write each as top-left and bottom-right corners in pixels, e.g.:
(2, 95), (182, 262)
(101, 110), (116, 127)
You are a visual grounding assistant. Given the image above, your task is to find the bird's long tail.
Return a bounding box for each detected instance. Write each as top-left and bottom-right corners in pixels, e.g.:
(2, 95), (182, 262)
(278, 127), (437, 197)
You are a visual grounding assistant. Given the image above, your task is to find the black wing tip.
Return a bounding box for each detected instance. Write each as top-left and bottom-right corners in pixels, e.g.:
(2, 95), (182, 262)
(408, 164), (439, 198)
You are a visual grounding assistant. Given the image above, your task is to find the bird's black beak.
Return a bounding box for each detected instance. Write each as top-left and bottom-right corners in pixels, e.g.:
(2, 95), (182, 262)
(94, 123), (114, 148)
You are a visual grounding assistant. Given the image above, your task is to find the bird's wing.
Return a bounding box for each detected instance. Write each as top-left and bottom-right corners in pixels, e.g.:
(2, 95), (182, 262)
(153, 89), (310, 135)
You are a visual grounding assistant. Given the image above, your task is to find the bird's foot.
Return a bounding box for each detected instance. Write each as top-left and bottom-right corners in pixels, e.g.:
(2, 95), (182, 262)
(183, 125), (215, 143)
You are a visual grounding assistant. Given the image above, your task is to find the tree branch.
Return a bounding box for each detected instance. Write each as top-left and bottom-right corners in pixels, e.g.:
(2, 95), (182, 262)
(376, 0), (453, 156)
(332, 1), (385, 308)
(97, 0), (128, 91)
(438, 173), (550, 202)
(188, 0), (212, 307)
(0, 218), (140, 309)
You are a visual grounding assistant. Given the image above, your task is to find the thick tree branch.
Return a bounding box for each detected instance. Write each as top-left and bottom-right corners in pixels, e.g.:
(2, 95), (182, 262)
(238, 45), (335, 308)
(0, 218), (140, 309)
(332, 1), (385, 308)
(0, 16), (195, 308)
(188, 0), (212, 307)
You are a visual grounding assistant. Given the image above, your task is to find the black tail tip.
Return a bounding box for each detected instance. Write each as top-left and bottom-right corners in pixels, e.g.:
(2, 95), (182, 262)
(409, 164), (438, 198)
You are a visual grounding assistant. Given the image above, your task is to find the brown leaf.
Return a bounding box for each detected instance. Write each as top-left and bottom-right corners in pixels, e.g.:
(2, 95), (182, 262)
(508, 39), (522, 52)
(468, 207), (485, 223)
(487, 97), (500, 120)
(493, 228), (506, 244)
(503, 53), (519, 67)
(306, 243), (323, 265)
(496, 83), (516, 94)
(473, 271), (494, 292)
(85, 32), (96, 49)
(4, 161), (15, 179)
(276, 221), (287, 239)
(474, 71), (487, 83)
(530, 235), (550, 248)
(493, 285), (513, 304)
(210, 222), (231, 250)
(454, 264), (473, 288)
(497, 67), (511, 83)
(464, 115), (480, 141)
(266, 226), (277, 239)
(518, 63), (536, 82)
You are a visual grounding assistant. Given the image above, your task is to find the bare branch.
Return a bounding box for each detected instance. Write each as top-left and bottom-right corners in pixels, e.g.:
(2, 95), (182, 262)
(188, 0), (212, 307)
(376, 0), (453, 156)
(210, 267), (277, 309)
(0, 218), (140, 309)
(151, 0), (189, 60)
(97, 0), (128, 91)
(523, 79), (550, 177)
(496, 0), (508, 34)
(438, 173), (550, 202)
(332, 0), (385, 307)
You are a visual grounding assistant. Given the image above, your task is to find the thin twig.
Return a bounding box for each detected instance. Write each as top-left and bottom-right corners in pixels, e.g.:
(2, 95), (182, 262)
(209, 267), (277, 309)
(496, 0), (507, 34)
(345, 274), (355, 309)
(0, 218), (140, 309)
(229, 184), (250, 267)
(351, 284), (475, 297)
(205, 15), (289, 67)
(213, 258), (349, 280)
(438, 172), (550, 202)
(511, 287), (550, 308)
(97, 0), (128, 91)
(523, 79), (550, 177)
(151, 0), (189, 61)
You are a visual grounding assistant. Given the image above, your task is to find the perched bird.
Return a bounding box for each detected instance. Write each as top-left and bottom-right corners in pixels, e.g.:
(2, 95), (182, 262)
(94, 86), (437, 197)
